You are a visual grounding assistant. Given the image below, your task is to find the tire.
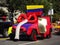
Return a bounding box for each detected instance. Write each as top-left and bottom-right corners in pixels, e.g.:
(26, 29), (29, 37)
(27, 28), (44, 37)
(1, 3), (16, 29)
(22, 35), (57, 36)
(30, 30), (37, 41)
(50, 28), (52, 32)
(46, 30), (51, 39)
(9, 33), (15, 40)
(46, 34), (51, 39)
(40, 34), (45, 39)
(3, 28), (8, 38)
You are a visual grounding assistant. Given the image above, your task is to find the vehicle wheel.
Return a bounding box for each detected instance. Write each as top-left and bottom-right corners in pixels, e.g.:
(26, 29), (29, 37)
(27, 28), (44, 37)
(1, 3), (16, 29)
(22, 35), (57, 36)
(50, 28), (52, 32)
(46, 31), (51, 39)
(46, 34), (51, 39)
(40, 34), (45, 39)
(3, 28), (8, 38)
(30, 30), (37, 41)
(9, 33), (15, 40)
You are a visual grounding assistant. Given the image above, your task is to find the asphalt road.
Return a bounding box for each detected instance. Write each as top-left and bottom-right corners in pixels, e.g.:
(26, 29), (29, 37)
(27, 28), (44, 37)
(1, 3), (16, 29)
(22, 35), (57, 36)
(0, 34), (60, 45)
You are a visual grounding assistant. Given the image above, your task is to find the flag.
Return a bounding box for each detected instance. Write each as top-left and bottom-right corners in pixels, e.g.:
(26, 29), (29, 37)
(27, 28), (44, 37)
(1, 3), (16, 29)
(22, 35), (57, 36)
(26, 5), (44, 16)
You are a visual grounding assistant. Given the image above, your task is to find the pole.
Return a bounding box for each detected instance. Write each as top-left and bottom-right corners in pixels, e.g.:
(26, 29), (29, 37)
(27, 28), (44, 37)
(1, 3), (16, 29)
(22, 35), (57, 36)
(51, 15), (53, 23)
(48, 3), (54, 23)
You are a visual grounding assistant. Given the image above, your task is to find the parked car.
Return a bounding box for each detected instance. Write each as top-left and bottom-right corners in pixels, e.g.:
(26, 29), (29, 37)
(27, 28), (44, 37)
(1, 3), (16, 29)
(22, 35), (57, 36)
(0, 7), (12, 37)
(52, 22), (60, 34)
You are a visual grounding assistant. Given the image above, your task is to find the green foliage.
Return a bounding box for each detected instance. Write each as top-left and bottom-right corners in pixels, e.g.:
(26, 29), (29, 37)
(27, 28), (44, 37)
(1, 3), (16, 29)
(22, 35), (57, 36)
(8, 0), (50, 13)
(52, 0), (60, 14)
(8, 0), (60, 15)
(53, 13), (60, 20)
(7, 0), (60, 21)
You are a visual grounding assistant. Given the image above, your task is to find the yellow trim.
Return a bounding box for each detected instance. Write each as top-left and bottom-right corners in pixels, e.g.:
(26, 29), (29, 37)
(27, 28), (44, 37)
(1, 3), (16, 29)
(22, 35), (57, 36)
(55, 26), (60, 28)
(8, 26), (12, 35)
(26, 5), (44, 9)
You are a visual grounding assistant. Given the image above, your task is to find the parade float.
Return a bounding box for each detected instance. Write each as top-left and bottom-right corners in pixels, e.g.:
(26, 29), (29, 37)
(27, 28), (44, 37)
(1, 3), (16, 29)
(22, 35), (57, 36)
(9, 5), (52, 41)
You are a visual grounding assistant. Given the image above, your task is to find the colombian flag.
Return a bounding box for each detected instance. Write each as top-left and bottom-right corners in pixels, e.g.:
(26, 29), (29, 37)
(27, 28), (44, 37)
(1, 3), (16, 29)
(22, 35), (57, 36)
(26, 5), (44, 16)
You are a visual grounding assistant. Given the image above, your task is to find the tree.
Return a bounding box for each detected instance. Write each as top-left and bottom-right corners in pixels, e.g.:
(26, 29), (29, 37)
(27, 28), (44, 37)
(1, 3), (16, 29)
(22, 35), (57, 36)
(52, 0), (60, 14)
(7, 0), (60, 15)
(7, 0), (50, 13)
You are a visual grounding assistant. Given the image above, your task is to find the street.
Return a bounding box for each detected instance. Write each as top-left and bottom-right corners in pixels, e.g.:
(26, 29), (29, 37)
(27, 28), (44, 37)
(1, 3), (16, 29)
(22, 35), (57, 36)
(0, 34), (60, 45)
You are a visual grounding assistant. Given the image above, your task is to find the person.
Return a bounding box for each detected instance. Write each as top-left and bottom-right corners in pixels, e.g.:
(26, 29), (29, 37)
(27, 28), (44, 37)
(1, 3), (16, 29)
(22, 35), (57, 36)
(8, 10), (21, 36)
(58, 19), (60, 25)
(13, 10), (21, 24)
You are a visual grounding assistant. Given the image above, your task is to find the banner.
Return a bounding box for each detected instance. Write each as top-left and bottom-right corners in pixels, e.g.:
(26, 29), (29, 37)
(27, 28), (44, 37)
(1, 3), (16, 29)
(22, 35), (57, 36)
(26, 5), (44, 16)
